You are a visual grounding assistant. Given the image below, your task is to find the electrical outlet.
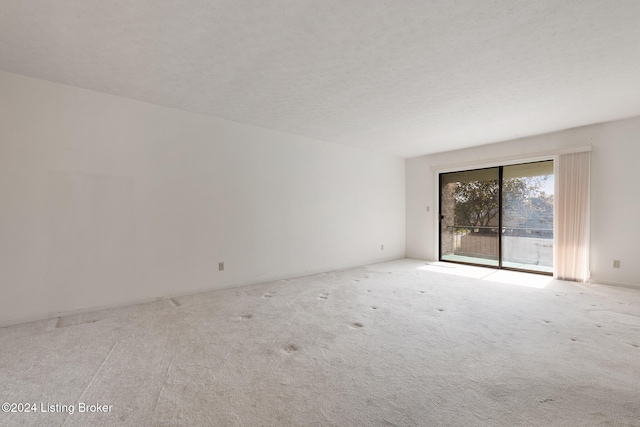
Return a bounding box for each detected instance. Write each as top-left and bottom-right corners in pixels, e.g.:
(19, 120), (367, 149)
(219, 262), (224, 271)
(613, 260), (620, 269)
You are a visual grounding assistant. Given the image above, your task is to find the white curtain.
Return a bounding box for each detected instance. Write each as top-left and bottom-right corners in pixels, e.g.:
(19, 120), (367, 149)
(555, 151), (591, 282)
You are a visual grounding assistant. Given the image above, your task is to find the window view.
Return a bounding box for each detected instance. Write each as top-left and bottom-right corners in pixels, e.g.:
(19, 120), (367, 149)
(440, 167), (500, 267)
(501, 161), (554, 273)
(439, 160), (554, 274)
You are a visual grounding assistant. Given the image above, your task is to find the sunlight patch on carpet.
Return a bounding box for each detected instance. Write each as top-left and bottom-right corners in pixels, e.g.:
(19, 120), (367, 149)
(418, 262), (553, 289)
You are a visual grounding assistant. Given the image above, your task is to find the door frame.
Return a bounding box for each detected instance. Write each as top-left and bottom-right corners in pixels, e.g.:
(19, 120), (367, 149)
(437, 160), (553, 276)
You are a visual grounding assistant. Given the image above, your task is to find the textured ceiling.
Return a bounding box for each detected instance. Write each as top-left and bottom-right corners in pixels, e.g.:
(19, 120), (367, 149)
(2, 1), (640, 158)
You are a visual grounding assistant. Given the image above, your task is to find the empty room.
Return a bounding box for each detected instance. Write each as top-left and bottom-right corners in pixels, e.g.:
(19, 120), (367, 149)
(2, 1), (640, 426)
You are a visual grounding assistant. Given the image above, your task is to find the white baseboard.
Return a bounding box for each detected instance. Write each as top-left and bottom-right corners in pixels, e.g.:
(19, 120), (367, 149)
(588, 279), (640, 290)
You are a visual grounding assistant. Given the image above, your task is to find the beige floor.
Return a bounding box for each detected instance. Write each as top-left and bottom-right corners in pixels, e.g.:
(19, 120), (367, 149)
(1, 259), (639, 426)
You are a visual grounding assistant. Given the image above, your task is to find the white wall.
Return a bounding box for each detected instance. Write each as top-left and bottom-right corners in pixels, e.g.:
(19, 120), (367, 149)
(0, 71), (405, 326)
(406, 116), (640, 288)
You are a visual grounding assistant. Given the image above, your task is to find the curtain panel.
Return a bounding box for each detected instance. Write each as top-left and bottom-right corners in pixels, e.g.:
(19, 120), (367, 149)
(555, 151), (591, 282)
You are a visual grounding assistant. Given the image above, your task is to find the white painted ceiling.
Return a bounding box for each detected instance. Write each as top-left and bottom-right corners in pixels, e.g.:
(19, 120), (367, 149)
(2, 1), (640, 158)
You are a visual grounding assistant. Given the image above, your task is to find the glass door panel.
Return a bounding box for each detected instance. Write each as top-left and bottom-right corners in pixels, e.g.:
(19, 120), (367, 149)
(501, 161), (554, 273)
(440, 168), (500, 267)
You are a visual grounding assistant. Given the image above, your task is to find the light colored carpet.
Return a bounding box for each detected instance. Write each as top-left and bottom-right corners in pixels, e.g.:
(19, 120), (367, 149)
(1, 259), (639, 426)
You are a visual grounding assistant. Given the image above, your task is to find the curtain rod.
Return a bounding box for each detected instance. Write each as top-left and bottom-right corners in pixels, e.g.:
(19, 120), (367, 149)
(431, 145), (592, 173)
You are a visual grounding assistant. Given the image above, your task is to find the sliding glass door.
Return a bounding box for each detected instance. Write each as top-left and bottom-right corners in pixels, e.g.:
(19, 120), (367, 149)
(439, 160), (554, 274)
(440, 167), (500, 267)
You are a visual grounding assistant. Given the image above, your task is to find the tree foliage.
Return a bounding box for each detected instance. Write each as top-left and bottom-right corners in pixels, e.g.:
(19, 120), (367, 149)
(453, 176), (552, 230)
(453, 179), (500, 227)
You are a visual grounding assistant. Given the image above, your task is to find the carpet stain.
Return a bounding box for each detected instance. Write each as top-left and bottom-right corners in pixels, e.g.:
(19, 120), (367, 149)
(437, 308), (445, 312)
(570, 338), (577, 342)
(371, 306), (378, 310)
(263, 292), (274, 298)
(589, 310), (640, 327)
(539, 398), (555, 403)
(543, 320), (551, 324)
(281, 344), (299, 353)
(351, 322), (364, 328)
(631, 343), (639, 348)
(318, 293), (329, 300)
(240, 314), (253, 320)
